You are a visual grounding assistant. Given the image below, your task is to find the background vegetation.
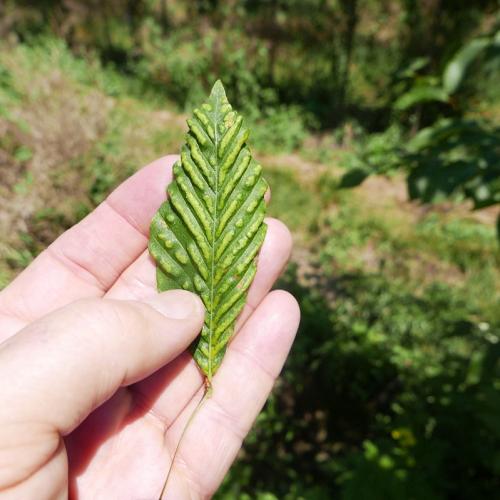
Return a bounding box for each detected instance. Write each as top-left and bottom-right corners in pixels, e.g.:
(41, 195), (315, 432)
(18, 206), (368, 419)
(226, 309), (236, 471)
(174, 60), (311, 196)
(0, 1), (499, 498)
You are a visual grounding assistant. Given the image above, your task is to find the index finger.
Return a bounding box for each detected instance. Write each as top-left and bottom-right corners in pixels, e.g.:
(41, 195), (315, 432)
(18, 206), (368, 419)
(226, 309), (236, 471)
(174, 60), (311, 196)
(0, 156), (176, 340)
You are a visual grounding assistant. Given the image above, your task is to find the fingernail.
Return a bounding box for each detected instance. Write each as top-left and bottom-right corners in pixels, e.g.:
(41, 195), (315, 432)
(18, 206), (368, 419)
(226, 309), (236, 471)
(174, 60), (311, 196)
(147, 290), (202, 320)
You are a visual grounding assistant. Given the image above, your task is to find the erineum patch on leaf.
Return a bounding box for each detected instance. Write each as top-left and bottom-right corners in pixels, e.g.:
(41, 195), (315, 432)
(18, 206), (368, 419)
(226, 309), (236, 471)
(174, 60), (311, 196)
(149, 80), (268, 383)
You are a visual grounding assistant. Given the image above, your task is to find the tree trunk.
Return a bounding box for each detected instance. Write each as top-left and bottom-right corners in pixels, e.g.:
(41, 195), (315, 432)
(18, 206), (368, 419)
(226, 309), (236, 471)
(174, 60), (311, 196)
(337, 0), (358, 122)
(160, 0), (169, 34)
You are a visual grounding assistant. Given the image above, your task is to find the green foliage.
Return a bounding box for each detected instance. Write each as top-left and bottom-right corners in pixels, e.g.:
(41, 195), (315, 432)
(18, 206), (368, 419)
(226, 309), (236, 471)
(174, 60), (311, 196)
(217, 171), (499, 498)
(149, 81), (267, 379)
(443, 32), (500, 95)
(339, 125), (403, 187)
(394, 84), (449, 111)
(406, 119), (500, 208)
(1, 3), (500, 498)
(342, 28), (500, 231)
(390, 29), (500, 119)
(338, 167), (370, 188)
(0, 36), (187, 287)
(248, 105), (309, 153)
(136, 26), (310, 153)
(345, 117), (500, 216)
(218, 265), (500, 499)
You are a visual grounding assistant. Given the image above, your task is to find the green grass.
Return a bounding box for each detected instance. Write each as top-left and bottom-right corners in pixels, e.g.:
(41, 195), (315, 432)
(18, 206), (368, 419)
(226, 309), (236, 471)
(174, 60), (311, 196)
(265, 167), (323, 233)
(0, 38), (187, 285)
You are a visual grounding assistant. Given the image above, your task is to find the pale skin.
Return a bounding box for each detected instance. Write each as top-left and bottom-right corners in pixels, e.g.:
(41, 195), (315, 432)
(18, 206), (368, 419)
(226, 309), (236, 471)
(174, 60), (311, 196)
(0, 156), (300, 499)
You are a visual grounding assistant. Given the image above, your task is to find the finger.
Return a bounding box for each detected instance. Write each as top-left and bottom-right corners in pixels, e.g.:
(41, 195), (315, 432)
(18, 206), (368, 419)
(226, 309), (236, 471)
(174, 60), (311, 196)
(0, 156), (177, 339)
(165, 290), (300, 498)
(0, 290), (204, 488)
(120, 218), (292, 427)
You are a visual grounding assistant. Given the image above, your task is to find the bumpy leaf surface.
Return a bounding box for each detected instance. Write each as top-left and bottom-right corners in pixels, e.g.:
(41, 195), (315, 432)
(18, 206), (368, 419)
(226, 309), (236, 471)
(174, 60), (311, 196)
(149, 81), (267, 380)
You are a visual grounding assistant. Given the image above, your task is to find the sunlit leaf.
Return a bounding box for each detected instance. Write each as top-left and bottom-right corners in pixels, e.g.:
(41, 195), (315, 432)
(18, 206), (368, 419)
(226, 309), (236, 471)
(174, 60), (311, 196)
(394, 85), (449, 111)
(149, 81), (268, 380)
(443, 37), (492, 94)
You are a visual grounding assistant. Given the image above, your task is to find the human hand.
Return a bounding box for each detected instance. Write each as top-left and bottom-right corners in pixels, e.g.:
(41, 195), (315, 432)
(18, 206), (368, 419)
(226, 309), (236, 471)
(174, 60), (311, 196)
(0, 156), (300, 499)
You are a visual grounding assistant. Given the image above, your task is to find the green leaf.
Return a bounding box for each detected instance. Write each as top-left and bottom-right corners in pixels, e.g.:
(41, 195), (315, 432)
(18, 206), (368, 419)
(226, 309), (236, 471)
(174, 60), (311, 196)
(339, 167), (370, 188)
(443, 37), (492, 94)
(396, 57), (430, 79)
(394, 85), (449, 111)
(149, 80), (268, 380)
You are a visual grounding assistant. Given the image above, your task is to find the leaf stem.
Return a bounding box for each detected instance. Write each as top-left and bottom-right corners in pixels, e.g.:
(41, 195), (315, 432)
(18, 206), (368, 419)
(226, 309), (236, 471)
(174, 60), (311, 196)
(158, 377), (212, 500)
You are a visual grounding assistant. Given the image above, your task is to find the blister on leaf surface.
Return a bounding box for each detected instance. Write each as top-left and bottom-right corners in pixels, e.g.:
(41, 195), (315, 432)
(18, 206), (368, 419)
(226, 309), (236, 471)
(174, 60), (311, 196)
(149, 80), (267, 380)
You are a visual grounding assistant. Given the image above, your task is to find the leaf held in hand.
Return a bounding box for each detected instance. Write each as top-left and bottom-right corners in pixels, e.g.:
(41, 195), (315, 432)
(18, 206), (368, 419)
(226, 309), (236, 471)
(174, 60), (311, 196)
(149, 80), (267, 380)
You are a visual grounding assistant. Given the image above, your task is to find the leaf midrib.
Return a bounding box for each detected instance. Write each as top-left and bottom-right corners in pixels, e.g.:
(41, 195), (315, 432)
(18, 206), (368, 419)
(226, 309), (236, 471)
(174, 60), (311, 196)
(207, 94), (221, 381)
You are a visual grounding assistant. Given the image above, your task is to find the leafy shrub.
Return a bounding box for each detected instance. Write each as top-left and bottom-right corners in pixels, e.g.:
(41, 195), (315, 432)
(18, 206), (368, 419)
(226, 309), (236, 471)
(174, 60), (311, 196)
(339, 125), (403, 187)
(136, 27), (310, 153)
(339, 30), (500, 239)
(341, 117), (500, 237)
(249, 105), (309, 153)
(405, 119), (500, 209)
(218, 267), (500, 499)
(137, 26), (271, 111)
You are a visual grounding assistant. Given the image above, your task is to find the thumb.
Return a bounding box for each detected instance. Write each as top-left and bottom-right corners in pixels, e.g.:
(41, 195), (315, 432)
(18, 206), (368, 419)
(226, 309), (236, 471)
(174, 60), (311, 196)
(0, 290), (204, 437)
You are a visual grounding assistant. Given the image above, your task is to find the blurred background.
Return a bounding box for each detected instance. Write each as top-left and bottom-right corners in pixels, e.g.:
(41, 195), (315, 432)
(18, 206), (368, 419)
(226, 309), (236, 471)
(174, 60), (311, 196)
(0, 1), (499, 498)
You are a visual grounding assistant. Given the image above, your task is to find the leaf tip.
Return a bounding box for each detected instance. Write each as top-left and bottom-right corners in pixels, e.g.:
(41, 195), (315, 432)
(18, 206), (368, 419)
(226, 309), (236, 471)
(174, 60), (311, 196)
(210, 79), (227, 100)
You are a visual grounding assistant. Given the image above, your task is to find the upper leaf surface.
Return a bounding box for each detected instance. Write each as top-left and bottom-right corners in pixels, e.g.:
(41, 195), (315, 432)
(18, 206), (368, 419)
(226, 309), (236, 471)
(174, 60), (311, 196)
(149, 80), (267, 380)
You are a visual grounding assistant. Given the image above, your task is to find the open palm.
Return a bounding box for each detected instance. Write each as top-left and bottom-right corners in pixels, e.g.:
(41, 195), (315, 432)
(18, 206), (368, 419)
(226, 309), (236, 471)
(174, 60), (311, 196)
(0, 156), (299, 499)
